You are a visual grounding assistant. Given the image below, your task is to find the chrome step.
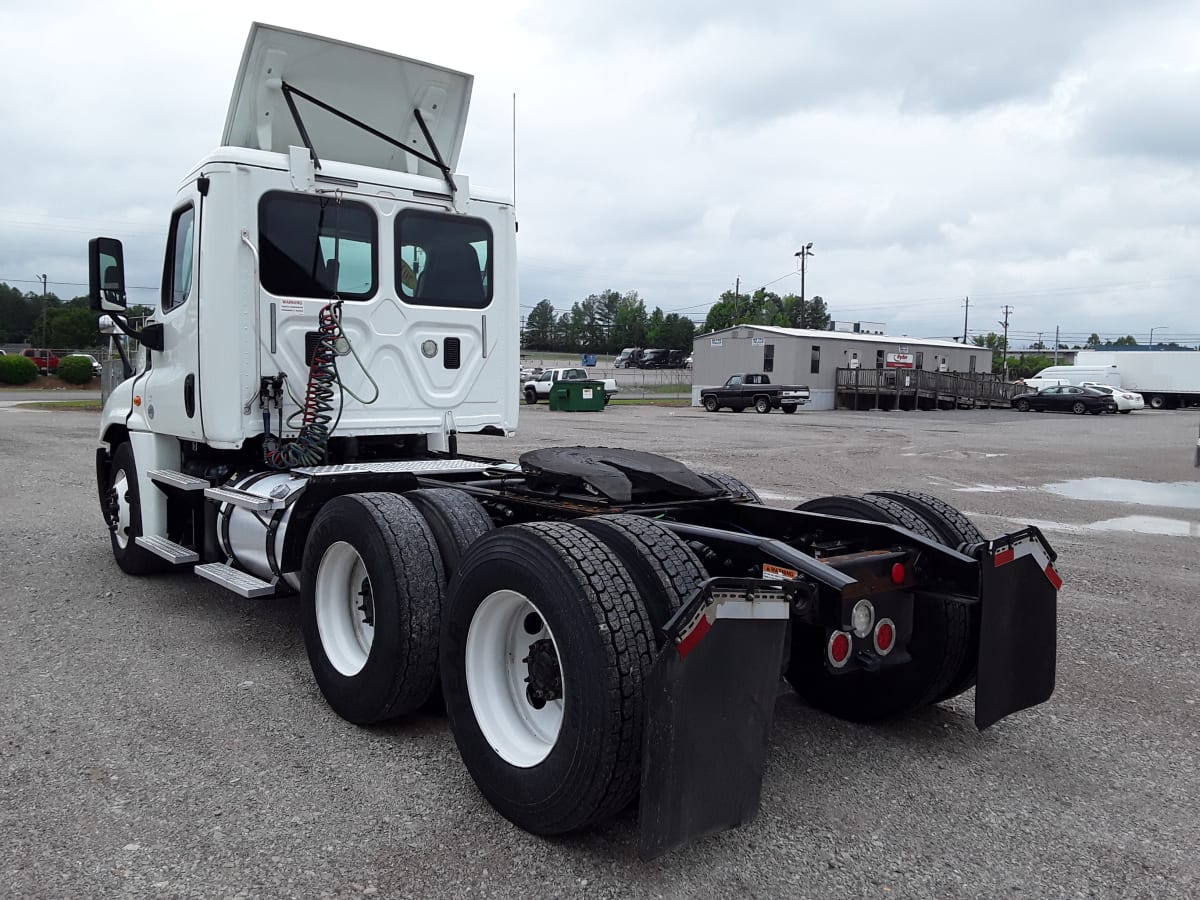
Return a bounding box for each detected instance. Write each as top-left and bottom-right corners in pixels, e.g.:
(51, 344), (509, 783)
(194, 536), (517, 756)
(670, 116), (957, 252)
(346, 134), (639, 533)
(204, 486), (285, 511)
(293, 458), (494, 477)
(148, 469), (209, 491)
(194, 563), (276, 598)
(135, 535), (199, 564)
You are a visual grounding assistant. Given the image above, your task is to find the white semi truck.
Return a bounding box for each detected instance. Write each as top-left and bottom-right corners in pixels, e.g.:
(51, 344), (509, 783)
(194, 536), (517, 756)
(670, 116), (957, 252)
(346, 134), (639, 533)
(89, 24), (1061, 858)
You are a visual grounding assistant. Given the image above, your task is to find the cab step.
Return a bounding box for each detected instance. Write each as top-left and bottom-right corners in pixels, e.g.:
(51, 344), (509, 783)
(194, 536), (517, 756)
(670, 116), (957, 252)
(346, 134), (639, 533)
(204, 486), (285, 511)
(194, 563), (276, 598)
(148, 469), (209, 491)
(135, 535), (199, 564)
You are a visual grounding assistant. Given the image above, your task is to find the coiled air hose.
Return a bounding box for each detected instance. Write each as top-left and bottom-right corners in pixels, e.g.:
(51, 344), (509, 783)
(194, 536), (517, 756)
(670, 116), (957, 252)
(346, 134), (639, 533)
(264, 302), (341, 469)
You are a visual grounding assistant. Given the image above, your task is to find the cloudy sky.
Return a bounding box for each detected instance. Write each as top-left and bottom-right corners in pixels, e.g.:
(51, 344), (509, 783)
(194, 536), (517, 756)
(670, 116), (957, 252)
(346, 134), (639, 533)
(2, 0), (1197, 347)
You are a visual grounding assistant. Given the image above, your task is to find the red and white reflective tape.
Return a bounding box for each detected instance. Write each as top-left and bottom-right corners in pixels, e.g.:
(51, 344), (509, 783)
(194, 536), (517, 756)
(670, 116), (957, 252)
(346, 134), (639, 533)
(676, 596), (790, 659)
(993, 536), (1062, 590)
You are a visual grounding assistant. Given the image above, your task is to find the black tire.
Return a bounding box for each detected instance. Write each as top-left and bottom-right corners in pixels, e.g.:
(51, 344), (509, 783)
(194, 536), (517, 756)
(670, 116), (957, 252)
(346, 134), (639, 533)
(1148, 395), (1166, 410)
(699, 470), (763, 503)
(404, 488), (494, 578)
(575, 514), (708, 645)
(703, 395), (719, 412)
(754, 396), (771, 414)
(787, 494), (969, 720)
(441, 522), (655, 835)
(864, 490), (985, 703)
(1071, 401), (1087, 415)
(525, 388), (538, 405)
(782, 404), (797, 414)
(301, 493), (444, 725)
(1015, 399), (1030, 412)
(106, 443), (169, 575)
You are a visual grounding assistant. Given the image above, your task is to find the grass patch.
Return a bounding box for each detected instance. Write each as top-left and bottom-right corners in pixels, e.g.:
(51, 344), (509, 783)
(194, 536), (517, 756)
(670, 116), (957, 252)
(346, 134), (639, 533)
(608, 398), (691, 407)
(15, 400), (102, 411)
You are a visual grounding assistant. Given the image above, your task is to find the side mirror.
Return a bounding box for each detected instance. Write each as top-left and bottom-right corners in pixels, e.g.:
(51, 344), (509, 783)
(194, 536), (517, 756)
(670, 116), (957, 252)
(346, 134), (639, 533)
(89, 237), (128, 312)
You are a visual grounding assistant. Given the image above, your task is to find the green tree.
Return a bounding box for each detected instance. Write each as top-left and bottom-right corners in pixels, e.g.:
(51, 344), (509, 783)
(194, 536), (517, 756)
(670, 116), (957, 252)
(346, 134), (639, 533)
(1110, 335), (1138, 347)
(523, 300), (557, 350)
(1086, 333), (1101, 348)
(661, 313), (695, 350)
(645, 308), (666, 347)
(47, 307), (103, 349)
(611, 293), (647, 350)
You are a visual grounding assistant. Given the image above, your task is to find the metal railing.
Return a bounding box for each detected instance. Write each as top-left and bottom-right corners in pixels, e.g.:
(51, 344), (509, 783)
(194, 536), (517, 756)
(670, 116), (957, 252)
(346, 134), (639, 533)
(835, 367), (1018, 410)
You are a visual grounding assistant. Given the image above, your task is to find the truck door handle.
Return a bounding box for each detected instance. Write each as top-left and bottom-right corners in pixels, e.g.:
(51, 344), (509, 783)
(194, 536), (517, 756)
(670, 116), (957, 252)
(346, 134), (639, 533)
(184, 374), (196, 418)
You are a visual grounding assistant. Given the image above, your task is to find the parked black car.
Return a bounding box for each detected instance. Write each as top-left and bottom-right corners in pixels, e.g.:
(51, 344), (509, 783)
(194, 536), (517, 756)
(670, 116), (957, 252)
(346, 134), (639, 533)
(637, 348), (671, 369)
(1011, 385), (1119, 415)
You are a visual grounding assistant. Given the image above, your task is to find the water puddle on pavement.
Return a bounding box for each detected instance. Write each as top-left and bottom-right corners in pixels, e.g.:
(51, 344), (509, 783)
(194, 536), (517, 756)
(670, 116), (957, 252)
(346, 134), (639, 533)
(1044, 478), (1200, 510)
(1089, 516), (1200, 537)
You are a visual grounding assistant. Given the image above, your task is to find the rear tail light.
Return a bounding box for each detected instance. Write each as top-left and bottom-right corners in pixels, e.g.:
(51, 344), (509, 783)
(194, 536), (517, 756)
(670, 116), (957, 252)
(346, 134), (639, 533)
(827, 631), (852, 668)
(851, 600), (875, 638)
(874, 618), (896, 655)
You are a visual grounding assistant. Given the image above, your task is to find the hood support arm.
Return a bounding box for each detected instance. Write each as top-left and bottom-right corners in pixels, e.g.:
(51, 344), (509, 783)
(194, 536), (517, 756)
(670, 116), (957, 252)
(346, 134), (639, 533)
(280, 81), (457, 195)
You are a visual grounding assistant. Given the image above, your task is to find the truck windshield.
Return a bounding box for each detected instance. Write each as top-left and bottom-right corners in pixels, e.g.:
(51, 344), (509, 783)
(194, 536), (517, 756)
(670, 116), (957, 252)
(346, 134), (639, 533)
(396, 210), (492, 309)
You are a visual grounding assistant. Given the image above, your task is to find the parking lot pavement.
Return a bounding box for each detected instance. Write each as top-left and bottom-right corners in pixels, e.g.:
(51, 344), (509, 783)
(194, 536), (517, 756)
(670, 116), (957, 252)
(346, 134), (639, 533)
(2, 405), (1198, 898)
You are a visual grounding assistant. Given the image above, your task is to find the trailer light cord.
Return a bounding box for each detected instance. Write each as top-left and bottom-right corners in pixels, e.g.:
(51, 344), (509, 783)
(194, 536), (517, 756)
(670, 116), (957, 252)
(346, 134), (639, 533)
(264, 302), (342, 469)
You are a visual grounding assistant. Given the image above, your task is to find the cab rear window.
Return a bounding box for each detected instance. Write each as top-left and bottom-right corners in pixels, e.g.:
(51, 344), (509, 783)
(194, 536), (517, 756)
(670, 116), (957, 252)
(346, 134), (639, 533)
(396, 211), (492, 309)
(258, 192), (377, 300)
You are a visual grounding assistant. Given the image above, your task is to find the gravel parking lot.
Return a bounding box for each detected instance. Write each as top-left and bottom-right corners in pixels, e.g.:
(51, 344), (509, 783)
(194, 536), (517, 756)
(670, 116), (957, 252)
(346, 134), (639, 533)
(2, 403), (1198, 899)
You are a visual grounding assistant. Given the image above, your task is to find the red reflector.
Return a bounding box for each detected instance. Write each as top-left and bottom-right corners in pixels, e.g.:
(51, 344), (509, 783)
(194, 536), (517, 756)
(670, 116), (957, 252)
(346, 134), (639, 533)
(677, 613), (711, 659)
(876, 620), (894, 652)
(890, 563), (906, 585)
(1045, 564), (1063, 591)
(829, 632), (851, 666)
(994, 547), (1015, 567)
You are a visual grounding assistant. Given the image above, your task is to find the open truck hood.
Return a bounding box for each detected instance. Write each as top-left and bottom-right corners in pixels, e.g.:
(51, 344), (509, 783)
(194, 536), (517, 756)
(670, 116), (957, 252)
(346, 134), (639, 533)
(222, 23), (473, 178)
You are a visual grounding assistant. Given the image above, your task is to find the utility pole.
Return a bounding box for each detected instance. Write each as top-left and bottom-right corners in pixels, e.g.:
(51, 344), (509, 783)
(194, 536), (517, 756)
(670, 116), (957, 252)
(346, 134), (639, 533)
(1054, 325), (1060, 364)
(37, 273), (48, 353)
(794, 243), (814, 328)
(734, 277), (740, 325)
(962, 296), (969, 343)
(999, 305), (1013, 381)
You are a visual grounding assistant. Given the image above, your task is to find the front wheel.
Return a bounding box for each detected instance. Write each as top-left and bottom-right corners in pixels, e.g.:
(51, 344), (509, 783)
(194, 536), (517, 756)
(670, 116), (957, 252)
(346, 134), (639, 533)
(525, 388), (538, 405)
(441, 523), (655, 836)
(1015, 399), (1030, 412)
(1072, 401), (1087, 415)
(105, 443), (168, 575)
(754, 396), (771, 414)
(702, 395), (719, 412)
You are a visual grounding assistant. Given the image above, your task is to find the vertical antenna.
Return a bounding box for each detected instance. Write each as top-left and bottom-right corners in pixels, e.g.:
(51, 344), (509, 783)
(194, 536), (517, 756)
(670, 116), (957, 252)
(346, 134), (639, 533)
(512, 92), (517, 207)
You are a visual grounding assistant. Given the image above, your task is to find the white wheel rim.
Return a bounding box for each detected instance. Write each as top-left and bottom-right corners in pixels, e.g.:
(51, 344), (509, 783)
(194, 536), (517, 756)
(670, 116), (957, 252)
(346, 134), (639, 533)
(112, 469), (132, 549)
(315, 541), (374, 677)
(465, 589), (564, 768)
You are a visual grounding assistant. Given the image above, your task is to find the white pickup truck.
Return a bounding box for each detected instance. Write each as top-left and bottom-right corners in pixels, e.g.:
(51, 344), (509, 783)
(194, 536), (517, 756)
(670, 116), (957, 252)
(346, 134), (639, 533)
(523, 367), (619, 404)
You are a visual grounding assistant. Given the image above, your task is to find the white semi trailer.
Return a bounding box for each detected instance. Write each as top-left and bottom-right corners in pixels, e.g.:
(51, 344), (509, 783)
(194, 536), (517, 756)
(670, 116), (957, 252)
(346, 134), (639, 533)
(89, 24), (1061, 858)
(1074, 350), (1200, 409)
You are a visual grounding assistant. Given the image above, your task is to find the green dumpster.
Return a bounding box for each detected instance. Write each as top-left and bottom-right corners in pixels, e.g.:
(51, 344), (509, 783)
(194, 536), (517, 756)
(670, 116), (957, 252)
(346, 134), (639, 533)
(548, 380), (607, 411)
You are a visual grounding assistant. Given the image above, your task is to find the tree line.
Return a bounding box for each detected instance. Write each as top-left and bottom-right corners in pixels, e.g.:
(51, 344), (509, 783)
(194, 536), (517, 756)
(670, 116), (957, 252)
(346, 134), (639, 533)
(521, 287), (835, 354)
(0, 282), (152, 349)
(522, 290), (696, 353)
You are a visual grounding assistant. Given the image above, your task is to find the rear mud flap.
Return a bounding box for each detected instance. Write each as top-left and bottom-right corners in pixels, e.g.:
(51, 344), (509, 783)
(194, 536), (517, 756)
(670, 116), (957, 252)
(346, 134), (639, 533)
(975, 529), (1059, 730)
(638, 580), (791, 860)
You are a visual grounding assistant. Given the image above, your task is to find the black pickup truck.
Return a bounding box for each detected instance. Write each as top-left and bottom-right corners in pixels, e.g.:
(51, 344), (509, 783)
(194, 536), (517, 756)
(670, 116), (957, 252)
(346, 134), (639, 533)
(700, 373), (811, 414)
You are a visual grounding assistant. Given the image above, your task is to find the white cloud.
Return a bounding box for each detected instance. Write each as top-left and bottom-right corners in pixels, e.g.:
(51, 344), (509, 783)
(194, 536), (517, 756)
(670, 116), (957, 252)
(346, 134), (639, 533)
(1, 0), (1197, 346)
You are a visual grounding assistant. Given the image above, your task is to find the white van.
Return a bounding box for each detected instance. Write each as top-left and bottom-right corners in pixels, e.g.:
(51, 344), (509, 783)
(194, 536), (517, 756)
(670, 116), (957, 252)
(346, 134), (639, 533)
(1024, 365), (1122, 389)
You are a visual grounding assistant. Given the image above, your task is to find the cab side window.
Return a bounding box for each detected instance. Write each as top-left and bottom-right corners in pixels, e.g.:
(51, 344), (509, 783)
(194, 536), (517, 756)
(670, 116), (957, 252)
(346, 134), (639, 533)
(161, 205), (195, 313)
